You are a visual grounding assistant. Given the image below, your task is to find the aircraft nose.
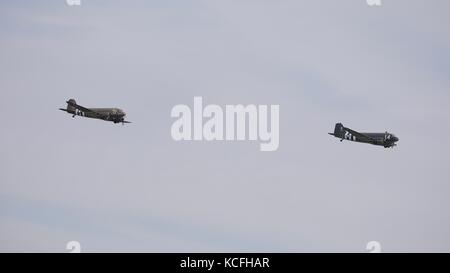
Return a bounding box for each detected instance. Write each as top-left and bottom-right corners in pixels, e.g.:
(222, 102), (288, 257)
(394, 136), (399, 142)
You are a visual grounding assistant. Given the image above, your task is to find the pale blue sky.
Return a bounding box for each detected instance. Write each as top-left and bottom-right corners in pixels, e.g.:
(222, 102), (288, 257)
(1, 0), (450, 252)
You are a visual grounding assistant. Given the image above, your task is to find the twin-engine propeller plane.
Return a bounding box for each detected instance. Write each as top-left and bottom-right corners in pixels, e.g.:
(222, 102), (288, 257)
(59, 99), (131, 125)
(329, 123), (399, 148)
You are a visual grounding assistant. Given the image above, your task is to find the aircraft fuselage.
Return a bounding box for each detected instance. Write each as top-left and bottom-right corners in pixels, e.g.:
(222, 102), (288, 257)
(59, 99), (130, 124)
(329, 123), (399, 148)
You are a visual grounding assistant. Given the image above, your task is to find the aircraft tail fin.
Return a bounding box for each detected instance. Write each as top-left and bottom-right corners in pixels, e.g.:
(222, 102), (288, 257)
(329, 123), (344, 137)
(66, 99), (77, 113)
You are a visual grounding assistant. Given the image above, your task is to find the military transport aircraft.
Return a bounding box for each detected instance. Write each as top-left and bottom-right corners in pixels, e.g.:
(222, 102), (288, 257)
(329, 123), (399, 148)
(59, 99), (131, 124)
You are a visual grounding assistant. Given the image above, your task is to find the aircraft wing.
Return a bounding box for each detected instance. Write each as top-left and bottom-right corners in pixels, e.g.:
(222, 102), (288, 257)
(343, 127), (376, 142)
(67, 100), (103, 117)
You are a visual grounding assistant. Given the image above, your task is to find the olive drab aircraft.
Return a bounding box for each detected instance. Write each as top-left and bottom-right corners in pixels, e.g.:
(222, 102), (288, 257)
(329, 123), (399, 148)
(59, 99), (131, 124)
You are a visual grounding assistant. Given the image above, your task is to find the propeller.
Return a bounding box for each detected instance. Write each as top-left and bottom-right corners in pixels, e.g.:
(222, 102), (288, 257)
(384, 131), (397, 148)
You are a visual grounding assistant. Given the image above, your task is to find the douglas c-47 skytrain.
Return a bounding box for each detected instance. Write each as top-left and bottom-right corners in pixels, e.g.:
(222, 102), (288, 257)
(59, 99), (131, 125)
(329, 123), (399, 148)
